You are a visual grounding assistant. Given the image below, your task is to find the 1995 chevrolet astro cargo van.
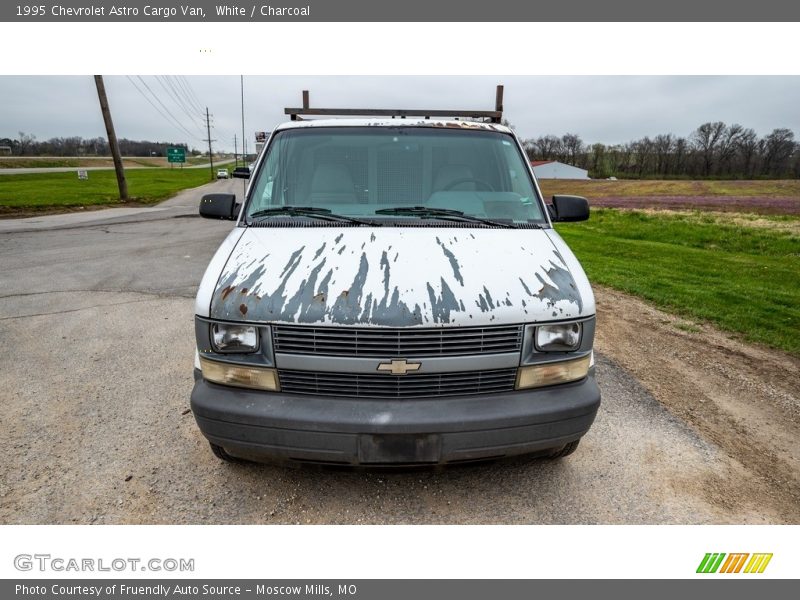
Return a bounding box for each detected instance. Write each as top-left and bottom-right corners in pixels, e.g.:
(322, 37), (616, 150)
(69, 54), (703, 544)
(190, 87), (600, 465)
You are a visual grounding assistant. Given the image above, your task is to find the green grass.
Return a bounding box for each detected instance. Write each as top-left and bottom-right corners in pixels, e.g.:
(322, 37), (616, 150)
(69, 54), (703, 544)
(0, 168), (216, 209)
(556, 209), (800, 355)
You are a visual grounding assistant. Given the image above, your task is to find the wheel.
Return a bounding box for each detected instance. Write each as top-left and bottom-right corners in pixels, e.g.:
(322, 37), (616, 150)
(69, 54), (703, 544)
(209, 442), (245, 463)
(546, 439), (581, 459)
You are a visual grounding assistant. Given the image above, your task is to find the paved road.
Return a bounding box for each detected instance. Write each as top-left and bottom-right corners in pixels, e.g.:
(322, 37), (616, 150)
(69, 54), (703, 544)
(0, 182), (775, 524)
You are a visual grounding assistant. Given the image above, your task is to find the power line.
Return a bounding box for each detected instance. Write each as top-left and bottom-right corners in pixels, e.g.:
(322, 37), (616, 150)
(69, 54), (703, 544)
(176, 75), (202, 111)
(138, 75), (202, 141)
(135, 76), (202, 142)
(126, 76), (198, 143)
(156, 75), (205, 133)
(173, 76), (205, 117)
(178, 76), (206, 116)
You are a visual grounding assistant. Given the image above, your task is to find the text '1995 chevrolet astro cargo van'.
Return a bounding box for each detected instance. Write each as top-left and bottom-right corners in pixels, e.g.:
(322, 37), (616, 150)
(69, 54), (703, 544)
(190, 86), (600, 466)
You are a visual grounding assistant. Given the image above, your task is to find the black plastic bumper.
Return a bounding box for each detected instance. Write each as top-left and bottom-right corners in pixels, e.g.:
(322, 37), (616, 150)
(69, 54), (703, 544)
(190, 369), (601, 465)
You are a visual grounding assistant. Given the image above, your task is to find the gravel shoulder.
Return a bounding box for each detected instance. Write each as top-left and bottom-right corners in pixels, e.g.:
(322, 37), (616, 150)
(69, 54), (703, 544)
(593, 286), (800, 522)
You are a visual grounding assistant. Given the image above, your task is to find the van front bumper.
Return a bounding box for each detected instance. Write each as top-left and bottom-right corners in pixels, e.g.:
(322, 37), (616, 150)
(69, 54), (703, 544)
(190, 369), (601, 466)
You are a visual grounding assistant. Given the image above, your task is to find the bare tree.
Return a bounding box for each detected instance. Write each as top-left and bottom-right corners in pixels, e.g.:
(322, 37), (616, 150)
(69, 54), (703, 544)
(17, 131), (36, 156)
(653, 134), (675, 176)
(674, 137), (688, 175)
(532, 135), (561, 160)
(717, 124), (744, 175)
(735, 128), (759, 178)
(632, 136), (655, 176)
(520, 138), (537, 161)
(560, 133), (584, 165)
(692, 121), (726, 175)
(762, 128), (796, 176)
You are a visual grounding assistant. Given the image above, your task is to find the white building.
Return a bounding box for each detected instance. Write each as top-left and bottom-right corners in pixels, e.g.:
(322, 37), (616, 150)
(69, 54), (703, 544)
(531, 160), (589, 180)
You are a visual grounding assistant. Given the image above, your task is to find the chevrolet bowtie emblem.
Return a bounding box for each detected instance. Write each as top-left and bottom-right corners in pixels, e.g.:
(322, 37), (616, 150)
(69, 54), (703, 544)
(376, 359), (422, 375)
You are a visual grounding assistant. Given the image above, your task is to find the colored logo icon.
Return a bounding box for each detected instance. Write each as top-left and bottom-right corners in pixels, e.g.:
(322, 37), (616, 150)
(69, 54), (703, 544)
(697, 553), (773, 574)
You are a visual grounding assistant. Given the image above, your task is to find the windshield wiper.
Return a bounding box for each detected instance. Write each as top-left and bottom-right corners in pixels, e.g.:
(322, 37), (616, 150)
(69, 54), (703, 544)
(375, 206), (518, 229)
(249, 206), (378, 226)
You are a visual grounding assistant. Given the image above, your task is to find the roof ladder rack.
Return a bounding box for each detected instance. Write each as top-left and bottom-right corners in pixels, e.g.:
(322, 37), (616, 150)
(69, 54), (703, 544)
(285, 85), (504, 123)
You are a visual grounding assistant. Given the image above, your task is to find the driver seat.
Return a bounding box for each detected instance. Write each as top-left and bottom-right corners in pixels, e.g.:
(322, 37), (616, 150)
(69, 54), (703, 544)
(432, 164), (478, 192)
(310, 163), (358, 203)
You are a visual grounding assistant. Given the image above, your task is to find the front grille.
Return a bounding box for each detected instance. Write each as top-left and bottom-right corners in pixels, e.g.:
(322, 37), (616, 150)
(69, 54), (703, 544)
(278, 368), (517, 399)
(272, 324), (523, 358)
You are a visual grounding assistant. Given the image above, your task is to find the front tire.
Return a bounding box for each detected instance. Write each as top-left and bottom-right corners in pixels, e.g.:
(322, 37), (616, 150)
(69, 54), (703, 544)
(546, 439), (581, 459)
(209, 442), (244, 463)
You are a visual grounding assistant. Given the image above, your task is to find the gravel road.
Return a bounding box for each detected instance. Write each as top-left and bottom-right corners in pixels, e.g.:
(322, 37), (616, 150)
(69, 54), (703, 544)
(1, 181), (797, 524)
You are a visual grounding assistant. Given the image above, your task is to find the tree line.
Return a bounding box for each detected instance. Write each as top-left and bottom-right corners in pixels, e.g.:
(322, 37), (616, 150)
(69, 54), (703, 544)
(0, 133), (197, 158)
(521, 123), (799, 179)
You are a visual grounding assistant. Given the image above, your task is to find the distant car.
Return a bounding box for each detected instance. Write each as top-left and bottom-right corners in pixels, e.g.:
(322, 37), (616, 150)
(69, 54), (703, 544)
(216, 168), (229, 179)
(232, 166), (251, 179)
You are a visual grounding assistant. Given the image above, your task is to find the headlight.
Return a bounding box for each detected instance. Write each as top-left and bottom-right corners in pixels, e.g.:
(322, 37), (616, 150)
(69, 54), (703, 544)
(211, 323), (259, 353)
(535, 322), (582, 351)
(515, 354), (591, 390)
(200, 357), (280, 391)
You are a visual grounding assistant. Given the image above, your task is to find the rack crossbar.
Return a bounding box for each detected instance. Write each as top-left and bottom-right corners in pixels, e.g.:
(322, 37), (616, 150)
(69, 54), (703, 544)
(285, 85), (504, 123)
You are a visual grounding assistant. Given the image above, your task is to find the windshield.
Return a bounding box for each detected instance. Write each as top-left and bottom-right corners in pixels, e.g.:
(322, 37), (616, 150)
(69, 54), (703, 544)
(245, 127), (547, 225)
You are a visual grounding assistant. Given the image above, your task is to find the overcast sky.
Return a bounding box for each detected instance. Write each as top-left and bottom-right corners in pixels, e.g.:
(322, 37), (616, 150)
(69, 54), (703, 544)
(2, 75), (799, 152)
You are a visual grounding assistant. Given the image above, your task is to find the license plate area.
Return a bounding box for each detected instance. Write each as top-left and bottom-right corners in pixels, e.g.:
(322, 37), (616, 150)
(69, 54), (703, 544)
(358, 433), (442, 464)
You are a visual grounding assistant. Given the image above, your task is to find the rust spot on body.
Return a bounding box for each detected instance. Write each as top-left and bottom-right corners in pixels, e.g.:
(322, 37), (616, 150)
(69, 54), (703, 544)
(220, 285), (235, 300)
(239, 303), (248, 315)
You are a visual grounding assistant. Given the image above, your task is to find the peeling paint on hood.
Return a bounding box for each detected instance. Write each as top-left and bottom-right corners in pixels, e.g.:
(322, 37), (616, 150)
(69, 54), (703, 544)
(209, 228), (588, 327)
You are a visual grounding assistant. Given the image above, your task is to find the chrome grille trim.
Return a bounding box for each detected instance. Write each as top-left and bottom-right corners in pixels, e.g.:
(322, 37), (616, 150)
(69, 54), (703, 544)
(272, 324), (524, 357)
(277, 368), (518, 399)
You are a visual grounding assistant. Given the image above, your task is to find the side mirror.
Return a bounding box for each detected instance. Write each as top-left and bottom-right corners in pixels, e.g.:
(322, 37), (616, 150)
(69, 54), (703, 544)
(549, 195), (590, 222)
(232, 167), (251, 179)
(199, 193), (239, 220)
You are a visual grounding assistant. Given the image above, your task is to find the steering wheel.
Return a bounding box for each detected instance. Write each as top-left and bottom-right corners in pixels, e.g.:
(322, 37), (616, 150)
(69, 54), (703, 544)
(442, 177), (495, 192)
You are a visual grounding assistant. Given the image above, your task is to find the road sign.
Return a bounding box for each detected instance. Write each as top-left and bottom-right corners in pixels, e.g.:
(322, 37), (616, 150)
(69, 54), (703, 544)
(167, 147), (186, 163)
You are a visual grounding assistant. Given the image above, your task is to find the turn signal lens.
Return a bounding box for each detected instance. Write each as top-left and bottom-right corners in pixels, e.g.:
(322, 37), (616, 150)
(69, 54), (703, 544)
(200, 357), (280, 391)
(515, 354), (591, 389)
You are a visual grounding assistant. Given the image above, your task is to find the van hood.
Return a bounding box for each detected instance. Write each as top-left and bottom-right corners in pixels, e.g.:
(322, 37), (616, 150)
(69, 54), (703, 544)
(209, 227), (591, 327)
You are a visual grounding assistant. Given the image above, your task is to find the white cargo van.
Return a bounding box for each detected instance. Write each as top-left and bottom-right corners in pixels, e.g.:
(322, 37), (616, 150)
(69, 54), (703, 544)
(191, 87), (600, 465)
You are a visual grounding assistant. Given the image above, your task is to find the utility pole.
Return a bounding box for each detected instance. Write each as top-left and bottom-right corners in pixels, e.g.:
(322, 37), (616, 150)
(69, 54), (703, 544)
(203, 107), (215, 180)
(233, 134), (238, 167)
(240, 75), (246, 164)
(93, 75), (128, 200)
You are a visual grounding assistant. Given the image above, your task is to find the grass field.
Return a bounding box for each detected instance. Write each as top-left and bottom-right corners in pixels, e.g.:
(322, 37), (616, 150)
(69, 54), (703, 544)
(538, 179), (800, 215)
(0, 168), (215, 210)
(538, 179), (800, 198)
(557, 209), (800, 355)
